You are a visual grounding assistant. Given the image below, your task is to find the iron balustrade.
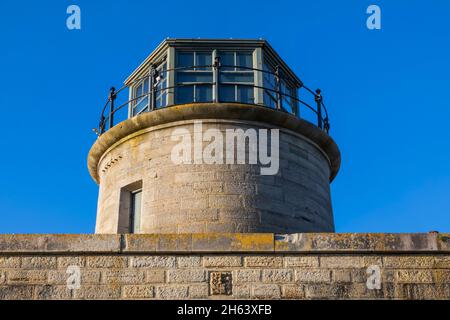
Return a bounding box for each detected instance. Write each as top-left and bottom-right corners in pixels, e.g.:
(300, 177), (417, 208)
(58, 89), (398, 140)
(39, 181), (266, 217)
(95, 61), (330, 136)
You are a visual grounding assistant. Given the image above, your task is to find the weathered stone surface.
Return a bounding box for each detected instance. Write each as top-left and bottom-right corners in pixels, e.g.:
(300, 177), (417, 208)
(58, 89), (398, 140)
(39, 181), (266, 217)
(57, 257), (86, 268)
(0, 234), (120, 253)
(145, 270), (166, 283)
(245, 256), (283, 267)
(123, 234), (192, 253)
(103, 270), (145, 284)
(87, 256), (128, 268)
(252, 284), (281, 299)
(203, 256), (242, 267)
(0, 257), (21, 268)
(157, 285), (189, 299)
(262, 269), (293, 283)
(177, 256), (202, 268)
(396, 283), (450, 299)
(383, 255), (436, 269)
(275, 233), (440, 252)
(295, 269), (331, 283)
(122, 285), (154, 299)
(74, 285), (121, 299)
(332, 270), (351, 283)
(7, 270), (48, 284)
(234, 269), (260, 283)
(35, 285), (72, 300)
(282, 285), (304, 299)
(395, 270), (433, 283)
(284, 256), (319, 267)
(167, 269), (205, 283)
(130, 256), (176, 268)
(21, 257), (57, 269)
(0, 285), (34, 300)
(0, 233), (449, 300)
(192, 233), (274, 252)
(189, 284), (209, 298)
(437, 233), (450, 251)
(319, 255), (382, 268)
(232, 284), (250, 298)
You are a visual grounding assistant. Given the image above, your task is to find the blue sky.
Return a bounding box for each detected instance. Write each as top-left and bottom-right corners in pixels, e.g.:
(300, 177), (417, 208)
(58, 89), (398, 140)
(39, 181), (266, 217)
(0, 0), (448, 233)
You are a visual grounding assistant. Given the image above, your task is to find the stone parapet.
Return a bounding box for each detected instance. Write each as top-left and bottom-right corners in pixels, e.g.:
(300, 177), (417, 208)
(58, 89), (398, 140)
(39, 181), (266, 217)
(0, 233), (449, 299)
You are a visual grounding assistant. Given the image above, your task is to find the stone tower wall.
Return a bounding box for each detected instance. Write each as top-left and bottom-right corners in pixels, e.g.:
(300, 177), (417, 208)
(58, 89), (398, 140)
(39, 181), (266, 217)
(90, 104), (340, 234)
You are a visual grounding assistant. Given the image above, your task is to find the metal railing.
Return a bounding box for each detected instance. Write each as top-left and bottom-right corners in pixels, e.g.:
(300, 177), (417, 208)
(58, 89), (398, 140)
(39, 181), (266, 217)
(94, 58), (330, 136)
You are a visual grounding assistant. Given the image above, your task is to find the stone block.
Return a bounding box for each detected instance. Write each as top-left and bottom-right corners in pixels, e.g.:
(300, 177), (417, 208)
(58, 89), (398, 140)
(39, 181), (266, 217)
(0, 285), (34, 300)
(177, 256), (202, 268)
(252, 284), (281, 299)
(284, 256), (319, 268)
(122, 285), (154, 299)
(87, 256), (127, 268)
(8, 270), (48, 284)
(395, 270), (433, 283)
(167, 269), (206, 283)
(192, 233), (274, 252)
(73, 285), (121, 299)
(157, 285), (189, 299)
(130, 256), (176, 268)
(319, 255), (382, 268)
(103, 270), (145, 284)
(189, 284), (209, 298)
(0, 257), (21, 268)
(262, 269), (293, 283)
(282, 285), (304, 299)
(35, 285), (72, 300)
(295, 269), (331, 283)
(245, 256), (283, 268)
(234, 269), (260, 283)
(203, 256), (242, 267)
(57, 257), (86, 268)
(21, 257), (57, 269)
(143, 270), (165, 283)
(0, 234), (120, 253)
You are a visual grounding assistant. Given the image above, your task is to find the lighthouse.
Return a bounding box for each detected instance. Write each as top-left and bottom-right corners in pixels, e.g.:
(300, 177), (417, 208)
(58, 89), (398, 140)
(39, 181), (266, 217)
(88, 39), (340, 234)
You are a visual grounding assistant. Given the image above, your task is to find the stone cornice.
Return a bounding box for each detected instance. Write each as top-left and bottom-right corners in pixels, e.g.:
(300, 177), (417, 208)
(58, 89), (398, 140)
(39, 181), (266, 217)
(0, 233), (448, 254)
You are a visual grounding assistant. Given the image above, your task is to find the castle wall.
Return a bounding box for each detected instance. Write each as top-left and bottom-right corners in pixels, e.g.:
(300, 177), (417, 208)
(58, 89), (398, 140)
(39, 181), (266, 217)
(0, 233), (449, 300)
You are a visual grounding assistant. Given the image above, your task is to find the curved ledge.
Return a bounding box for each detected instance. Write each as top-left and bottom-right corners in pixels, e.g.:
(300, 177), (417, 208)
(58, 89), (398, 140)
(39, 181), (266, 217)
(87, 103), (341, 184)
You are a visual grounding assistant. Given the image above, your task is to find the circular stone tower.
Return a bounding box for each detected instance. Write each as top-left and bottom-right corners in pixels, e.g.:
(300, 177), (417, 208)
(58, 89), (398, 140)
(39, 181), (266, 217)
(88, 39), (340, 234)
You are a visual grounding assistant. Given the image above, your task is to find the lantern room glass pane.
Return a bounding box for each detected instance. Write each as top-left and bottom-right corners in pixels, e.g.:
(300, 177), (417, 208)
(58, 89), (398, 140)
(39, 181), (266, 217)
(237, 85), (254, 104)
(176, 85), (194, 104)
(177, 52), (194, 69)
(196, 52), (212, 70)
(219, 52), (234, 70)
(237, 52), (253, 70)
(219, 85), (235, 102)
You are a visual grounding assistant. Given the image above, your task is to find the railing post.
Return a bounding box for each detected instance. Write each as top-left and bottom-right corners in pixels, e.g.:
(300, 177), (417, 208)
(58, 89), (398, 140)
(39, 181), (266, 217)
(213, 56), (221, 103)
(108, 87), (116, 129)
(275, 66), (282, 110)
(315, 89), (323, 129)
(149, 64), (155, 110)
(99, 115), (105, 134)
